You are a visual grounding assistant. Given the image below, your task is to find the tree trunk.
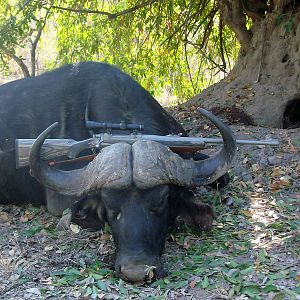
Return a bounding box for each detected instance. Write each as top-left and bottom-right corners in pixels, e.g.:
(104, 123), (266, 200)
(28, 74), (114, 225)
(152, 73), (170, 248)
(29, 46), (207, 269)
(187, 6), (300, 128)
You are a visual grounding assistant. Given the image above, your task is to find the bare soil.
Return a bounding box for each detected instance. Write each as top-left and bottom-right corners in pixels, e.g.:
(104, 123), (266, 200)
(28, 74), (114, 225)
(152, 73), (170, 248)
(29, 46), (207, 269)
(0, 106), (299, 299)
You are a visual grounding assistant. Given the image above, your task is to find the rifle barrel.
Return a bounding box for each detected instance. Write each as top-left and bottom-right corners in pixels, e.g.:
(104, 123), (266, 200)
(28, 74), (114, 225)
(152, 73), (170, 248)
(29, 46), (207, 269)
(200, 138), (279, 146)
(99, 133), (279, 147)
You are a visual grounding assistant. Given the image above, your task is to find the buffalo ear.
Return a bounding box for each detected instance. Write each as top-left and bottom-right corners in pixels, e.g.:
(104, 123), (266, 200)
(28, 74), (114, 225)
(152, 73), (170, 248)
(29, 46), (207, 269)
(71, 195), (107, 231)
(170, 187), (215, 232)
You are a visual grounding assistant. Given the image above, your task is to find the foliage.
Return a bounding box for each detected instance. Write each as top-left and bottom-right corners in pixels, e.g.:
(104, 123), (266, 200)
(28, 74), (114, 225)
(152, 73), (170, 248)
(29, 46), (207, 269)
(1, 0), (297, 99)
(0, 0), (238, 101)
(0, 0), (51, 77)
(53, 0), (238, 100)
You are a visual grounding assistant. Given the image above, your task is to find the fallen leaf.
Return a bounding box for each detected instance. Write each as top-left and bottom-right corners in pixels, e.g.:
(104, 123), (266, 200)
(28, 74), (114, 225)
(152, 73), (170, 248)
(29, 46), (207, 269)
(225, 241), (234, 249)
(258, 249), (268, 263)
(26, 288), (41, 295)
(235, 244), (247, 251)
(271, 167), (285, 177)
(241, 210), (252, 217)
(243, 157), (248, 164)
(279, 176), (290, 186)
(144, 265), (156, 282)
(232, 230), (248, 235)
(252, 164), (260, 172)
(44, 245), (54, 251)
(270, 181), (281, 192)
(0, 212), (10, 223)
(296, 165), (300, 176)
(100, 233), (111, 241)
(43, 222), (53, 228)
(20, 210), (36, 223)
(70, 223), (81, 234)
(189, 280), (197, 288)
(240, 85), (250, 90)
(183, 236), (194, 250)
(240, 181), (248, 188)
(20, 215), (29, 223)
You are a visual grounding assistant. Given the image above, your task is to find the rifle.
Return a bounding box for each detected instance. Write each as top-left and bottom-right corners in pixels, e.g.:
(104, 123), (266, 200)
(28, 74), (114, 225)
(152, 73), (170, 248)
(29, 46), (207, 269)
(15, 121), (279, 169)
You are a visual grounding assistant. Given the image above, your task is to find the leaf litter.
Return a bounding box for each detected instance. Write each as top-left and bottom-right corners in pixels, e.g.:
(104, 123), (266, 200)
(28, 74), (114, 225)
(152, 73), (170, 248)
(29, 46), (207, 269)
(0, 105), (299, 299)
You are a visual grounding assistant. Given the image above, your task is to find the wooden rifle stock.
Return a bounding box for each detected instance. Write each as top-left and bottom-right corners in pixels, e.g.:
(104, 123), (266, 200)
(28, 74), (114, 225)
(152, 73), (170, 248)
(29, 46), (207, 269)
(15, 138), (95, 169)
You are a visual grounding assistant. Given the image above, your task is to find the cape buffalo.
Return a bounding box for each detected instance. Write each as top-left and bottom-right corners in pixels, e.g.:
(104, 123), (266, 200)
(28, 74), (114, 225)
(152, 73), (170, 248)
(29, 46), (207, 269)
(0, 62), (236, 283)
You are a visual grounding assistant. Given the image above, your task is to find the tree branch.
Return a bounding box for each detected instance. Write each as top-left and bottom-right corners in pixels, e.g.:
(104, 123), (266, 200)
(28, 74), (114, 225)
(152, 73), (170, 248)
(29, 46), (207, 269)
(191, 0), (214, 37)
(52, 0), (159, 19)
(30, 8), (51, 76)
(219, 18), (227, 71)
(161, 1), (217, 47)
(184, 41), (196, 93)
(0, 46), (30, 77)
(200, 7), (218, 48)
(30, 27), (43, 77)
(217, 0), (252, 51)
(185, 40), (227, 73)
(52, 5), (112, 17)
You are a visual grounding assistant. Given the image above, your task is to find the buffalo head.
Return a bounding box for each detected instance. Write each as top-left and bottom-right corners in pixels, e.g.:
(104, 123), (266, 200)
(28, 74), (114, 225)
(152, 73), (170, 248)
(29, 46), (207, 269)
(28, 109), (236, 283)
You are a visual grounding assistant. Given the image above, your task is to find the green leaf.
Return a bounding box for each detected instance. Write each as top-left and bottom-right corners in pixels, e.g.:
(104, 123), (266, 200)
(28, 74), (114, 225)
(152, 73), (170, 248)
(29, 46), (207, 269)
(263, 284), (278, 293)
(56, 277), (68, 286)
(84, 286), (92, 296)
(242, 285), (260, 297)
(258, 249), (267, 263)
(97, 280), (107, 291)
(272, 292), (285, 300)
(201, 276), (209, 289)
(269, 271), (289, 280)
(92, 285), (98, 295)
(22, 224), (43, 237)
(27, 206), (40, 213)
(228, 287), (235, 297)
(240, 266), (254, 275)
(65, 268), (81, 276)
(293, 287), (300, 293)
(63, 208), (71, 215)
(283, 288), (300, 298)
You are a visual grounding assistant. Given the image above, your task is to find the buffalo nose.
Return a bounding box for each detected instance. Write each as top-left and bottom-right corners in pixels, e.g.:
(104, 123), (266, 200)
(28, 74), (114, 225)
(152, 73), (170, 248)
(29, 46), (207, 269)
(119, 264), (157, 283)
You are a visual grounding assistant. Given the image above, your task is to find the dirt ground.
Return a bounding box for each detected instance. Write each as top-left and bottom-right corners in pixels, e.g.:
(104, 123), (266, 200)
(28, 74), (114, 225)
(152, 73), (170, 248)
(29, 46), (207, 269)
(0, 106), (299, 300)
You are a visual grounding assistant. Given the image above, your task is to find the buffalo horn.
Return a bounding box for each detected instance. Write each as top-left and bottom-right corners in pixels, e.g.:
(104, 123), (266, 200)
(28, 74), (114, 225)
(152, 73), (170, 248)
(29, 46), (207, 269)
(29, 122), (132, 195)
(132, 108), (236, 187)
(190, 108), (236, 186)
